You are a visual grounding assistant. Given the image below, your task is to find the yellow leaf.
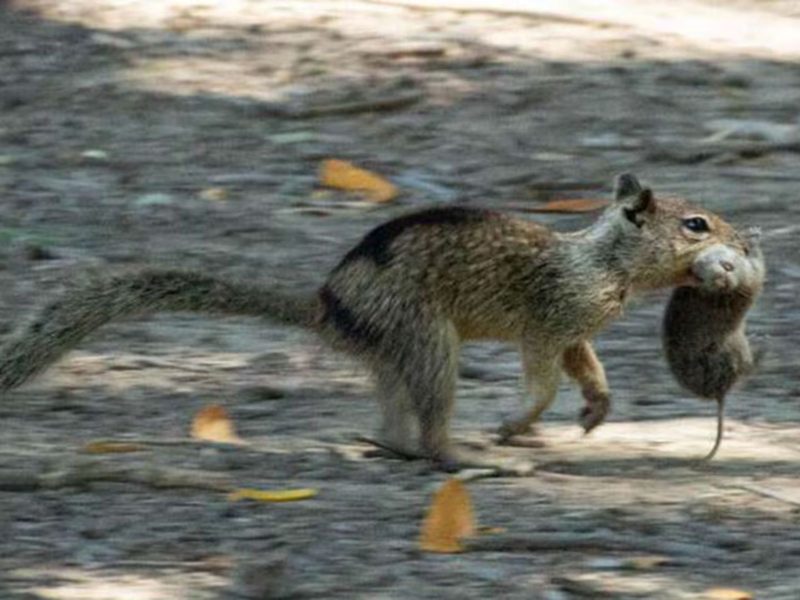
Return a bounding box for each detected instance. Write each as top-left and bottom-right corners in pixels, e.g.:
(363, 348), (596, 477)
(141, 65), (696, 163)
(227, 488), (318, 502)
(83, 441), (147, 454)
(704, 588), (753, 600)
(319, 159), (398, 203)
(191, 404), (243, 444)
(525, 198), (609, 213)
(419, 479), (476, 553)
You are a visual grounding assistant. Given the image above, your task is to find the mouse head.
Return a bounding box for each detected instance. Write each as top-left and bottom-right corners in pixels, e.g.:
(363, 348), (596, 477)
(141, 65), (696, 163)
(690, 226), (765, 294)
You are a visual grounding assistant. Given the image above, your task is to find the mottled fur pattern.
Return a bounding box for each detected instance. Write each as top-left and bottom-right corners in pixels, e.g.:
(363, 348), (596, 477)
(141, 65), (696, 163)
(317, 175), (745, 467)
(663, 228), (765, 460)
(0, 174), (746, 470)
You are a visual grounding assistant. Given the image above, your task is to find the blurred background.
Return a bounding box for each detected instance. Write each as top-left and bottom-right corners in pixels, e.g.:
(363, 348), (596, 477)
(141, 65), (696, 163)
(1, 1), (799, 598)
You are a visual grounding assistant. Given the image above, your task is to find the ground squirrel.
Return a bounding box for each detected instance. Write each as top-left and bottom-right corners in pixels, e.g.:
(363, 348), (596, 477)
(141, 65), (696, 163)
(0, 174), (747, 470)
(663, 227), (765, 461)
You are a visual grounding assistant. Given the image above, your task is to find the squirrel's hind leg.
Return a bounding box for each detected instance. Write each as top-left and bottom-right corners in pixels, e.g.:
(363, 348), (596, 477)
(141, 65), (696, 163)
(497, 342), (562, 442)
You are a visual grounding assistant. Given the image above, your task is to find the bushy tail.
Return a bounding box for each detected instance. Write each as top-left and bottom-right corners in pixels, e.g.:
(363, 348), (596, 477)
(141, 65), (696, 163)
(0, 268), (318, 392)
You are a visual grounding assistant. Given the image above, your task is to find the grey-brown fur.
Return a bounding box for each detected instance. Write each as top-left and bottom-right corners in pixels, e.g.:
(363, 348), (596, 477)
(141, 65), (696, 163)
(662, 228), (765, 461)
(0, 174), (746, 470)
(0, 270), (315, 392)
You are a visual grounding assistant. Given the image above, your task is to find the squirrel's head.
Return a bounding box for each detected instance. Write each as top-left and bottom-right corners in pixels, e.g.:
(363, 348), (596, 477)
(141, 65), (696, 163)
(608, 173), (748, 291)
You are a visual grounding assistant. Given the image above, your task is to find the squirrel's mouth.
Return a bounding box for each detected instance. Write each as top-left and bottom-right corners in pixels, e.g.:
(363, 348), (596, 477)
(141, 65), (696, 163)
(676, 268), (703, 288)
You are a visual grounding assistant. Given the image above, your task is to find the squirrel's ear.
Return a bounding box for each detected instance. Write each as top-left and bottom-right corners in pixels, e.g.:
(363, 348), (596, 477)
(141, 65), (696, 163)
(613, 173), (643, 201)
(622, 188), (653, 227)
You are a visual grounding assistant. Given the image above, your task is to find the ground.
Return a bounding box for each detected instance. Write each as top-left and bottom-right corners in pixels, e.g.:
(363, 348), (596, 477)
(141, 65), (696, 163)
(1, 1), (800, 598)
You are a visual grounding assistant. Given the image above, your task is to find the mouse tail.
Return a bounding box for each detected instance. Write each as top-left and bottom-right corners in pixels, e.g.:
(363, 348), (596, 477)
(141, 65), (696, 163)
(701, 397), (725, 461)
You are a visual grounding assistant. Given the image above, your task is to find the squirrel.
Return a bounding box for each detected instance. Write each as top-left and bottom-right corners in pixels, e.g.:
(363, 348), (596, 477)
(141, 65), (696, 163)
(662, 227), (765, 461)
(0, 173), (748, 471)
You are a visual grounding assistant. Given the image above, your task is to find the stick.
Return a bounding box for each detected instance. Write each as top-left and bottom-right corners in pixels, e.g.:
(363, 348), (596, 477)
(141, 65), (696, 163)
(355, 435), (423, 461)
(355, 0), (613, 27)
(84, 437), (246, 450)
(263, 93), (423, 119)
(718, 483), (800, 508)
(463, 532), (727, 561)
(0, 460), (232, 492)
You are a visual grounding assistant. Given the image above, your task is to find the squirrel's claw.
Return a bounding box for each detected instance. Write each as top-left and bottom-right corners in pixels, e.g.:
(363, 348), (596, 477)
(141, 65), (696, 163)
(579, 390), (610, 433)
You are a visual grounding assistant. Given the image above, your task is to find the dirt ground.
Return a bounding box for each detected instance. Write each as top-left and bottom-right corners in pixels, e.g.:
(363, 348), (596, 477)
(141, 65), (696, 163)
(1, 1), (800, 598)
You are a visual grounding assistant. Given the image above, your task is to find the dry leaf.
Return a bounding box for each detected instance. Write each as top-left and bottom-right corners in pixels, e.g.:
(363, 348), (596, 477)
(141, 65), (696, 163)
(622, 555), (672, 570)
(199, 187), (228, 201)
(703, 589), (753, 600)
(228, 488), (318, 502)
(83, 441), (147, 454)
(525, 198), (609, 213)
(319, 159), (398, 203)
(191, 404), (242, 444)
(419, 479), (476, 553)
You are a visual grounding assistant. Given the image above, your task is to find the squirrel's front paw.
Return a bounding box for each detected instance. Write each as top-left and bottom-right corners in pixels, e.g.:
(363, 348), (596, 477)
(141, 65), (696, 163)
(579, 390), (610, 433)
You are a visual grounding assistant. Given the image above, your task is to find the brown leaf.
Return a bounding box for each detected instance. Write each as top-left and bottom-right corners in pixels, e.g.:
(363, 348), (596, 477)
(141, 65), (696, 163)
(419, 479), (476, 553)
(191, 404), (242, 444)
(525, 198), (609, 213)
(319, 159), (398, 203)
(704, 588), (753, 600)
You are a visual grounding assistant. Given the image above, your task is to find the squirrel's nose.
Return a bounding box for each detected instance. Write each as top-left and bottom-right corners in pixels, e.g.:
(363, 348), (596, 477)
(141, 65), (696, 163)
(720, 260), (734, 272)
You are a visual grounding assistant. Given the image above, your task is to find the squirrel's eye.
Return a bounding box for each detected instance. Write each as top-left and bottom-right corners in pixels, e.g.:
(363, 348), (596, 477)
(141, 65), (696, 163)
(682, 217), (710, 233)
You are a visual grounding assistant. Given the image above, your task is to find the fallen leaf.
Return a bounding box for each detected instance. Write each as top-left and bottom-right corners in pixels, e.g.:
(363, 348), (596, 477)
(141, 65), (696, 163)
(419, 479), (476, 553)
(191, 404), (243, 444)
(228, 488), (318, 502)
(199, 187), (228, 201)
(525, 198), (609, 213)
(703, 589), (753, 600)
(623, 555), (672, 570)
(319, 159), (398, 203)
(83, 441), (147, 454)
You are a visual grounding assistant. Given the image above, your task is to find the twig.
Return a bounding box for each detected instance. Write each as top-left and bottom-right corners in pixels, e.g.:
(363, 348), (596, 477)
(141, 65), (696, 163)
(261, 93), (423, 119)
(649, 140), (800, 164)
(84, 436), (246, 450)
(0, 459), (232, 492)
(355, 0), (615, 27)
(44, 461), (233, 491)
(715, 169), (800, 181)
(718, 483), (800, 508)
(355, 435), (423, 461)
(99, 558), (232, 573)
(208, 173), (296, 185)
(463, 532), (726, 561)
(492, 171), (605, 188)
